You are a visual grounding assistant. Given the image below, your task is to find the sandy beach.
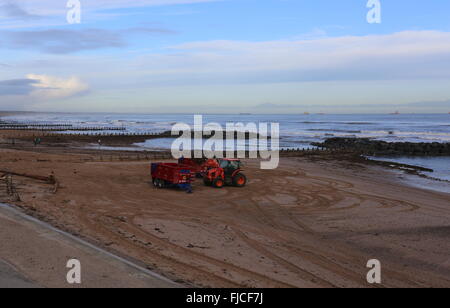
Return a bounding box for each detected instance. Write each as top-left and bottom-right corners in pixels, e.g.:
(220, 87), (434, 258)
(0, 133), (449, 288)
(2, 0), (449, 290)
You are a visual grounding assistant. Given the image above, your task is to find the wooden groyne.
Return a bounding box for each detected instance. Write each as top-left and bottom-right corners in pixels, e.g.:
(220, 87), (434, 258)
(0, 120), (128, 131)
(0, 125), (126, 132)
(0, 124), (73, 128)
(4, 130), (273, 143)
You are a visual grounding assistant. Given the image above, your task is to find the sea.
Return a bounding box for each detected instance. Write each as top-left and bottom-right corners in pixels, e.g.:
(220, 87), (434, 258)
(1, 112), (449, 193)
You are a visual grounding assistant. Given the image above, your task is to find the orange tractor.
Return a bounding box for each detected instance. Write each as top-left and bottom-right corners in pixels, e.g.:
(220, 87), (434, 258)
(202, 158), (247, 188)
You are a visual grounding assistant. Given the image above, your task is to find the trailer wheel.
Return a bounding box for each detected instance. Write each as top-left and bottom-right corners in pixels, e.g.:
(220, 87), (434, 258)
(233, 173), (247, 187)
(213, 177), (224, 188)
(154, 178), (164, 188)
(158, 179), (166, 189)
(152, 178), (158, 187)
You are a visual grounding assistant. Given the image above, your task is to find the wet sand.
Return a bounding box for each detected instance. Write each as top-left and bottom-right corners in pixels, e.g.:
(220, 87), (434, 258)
(0, 140), (449, 288)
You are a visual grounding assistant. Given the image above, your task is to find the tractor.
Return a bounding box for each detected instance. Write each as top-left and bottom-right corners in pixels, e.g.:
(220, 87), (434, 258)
(202, 158), (247, 188)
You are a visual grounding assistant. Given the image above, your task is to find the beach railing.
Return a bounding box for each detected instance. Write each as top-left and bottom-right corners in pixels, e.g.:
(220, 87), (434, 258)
(80, 152), (173, 162)
(76, 148), (348, 163)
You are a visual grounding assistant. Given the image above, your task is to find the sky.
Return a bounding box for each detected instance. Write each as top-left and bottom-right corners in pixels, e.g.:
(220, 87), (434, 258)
(1, 0), (450, 114)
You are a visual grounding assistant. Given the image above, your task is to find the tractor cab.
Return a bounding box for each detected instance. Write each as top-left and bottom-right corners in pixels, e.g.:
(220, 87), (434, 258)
(218, 159), (243, 175)
(203, 158), (247, 188)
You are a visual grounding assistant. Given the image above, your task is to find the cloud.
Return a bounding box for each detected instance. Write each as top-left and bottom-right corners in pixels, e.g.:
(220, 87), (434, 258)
(28, 30), (448, 88)
(0, 78), (38, 95)
(3, 30), (450, 113)
(3, 29), (124, 54)
(1, 26), (175, 54)
(124, 30), (450, 85)
(1, 0), (219, 18)
(7, 30), (448, 88)
(0, 0), (216, 29)
(170, 30), (450, 74)
(16, 0), (218, 12)
(0, 1), (41, 20)
(0, 75), (89, 100)
(26, 74), (89, 99)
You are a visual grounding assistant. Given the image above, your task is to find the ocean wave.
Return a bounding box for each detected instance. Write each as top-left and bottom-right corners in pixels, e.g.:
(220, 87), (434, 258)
(299, 121), (376, 125)
(362, 130), (450, 136)
(306, 128), (361, 133)
(283, 129), (450, 144)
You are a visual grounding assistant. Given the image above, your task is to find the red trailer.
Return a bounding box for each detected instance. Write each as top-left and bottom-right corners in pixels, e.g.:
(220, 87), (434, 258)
(151, 163), (194, 193)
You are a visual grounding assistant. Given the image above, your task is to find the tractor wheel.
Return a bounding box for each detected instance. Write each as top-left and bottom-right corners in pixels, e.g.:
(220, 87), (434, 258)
(233, 173), (247, 187)
(152, 178), (158, 187)
(213, 177), (225, 188)
(203, 177), (212, 186)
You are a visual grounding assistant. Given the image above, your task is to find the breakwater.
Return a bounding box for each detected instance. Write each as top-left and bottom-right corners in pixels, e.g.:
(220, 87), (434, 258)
(312, 138), (450, 156)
